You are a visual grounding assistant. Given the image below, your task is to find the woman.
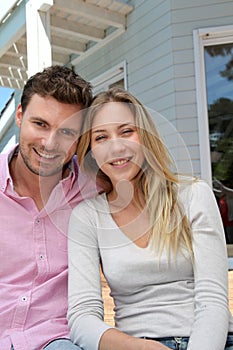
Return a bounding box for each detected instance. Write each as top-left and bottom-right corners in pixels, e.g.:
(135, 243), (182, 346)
(67, 88), (233, 350)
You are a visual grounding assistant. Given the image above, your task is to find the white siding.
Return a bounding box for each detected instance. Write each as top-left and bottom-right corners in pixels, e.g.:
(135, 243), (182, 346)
(0, 90), (20, 152)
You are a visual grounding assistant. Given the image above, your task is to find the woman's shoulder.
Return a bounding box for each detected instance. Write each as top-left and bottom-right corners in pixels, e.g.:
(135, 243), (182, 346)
(178, 176), (215, 206)
(177, 177), (220, 225)
(72, 192), (108, 214)
(178, 176), (211, 193)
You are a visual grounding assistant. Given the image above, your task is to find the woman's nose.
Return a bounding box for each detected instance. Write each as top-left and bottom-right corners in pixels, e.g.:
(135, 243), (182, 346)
(109, 138), (127, 154)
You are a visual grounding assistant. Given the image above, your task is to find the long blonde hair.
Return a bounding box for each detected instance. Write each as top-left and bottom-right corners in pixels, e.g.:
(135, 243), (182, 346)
(78, 87), (193, 259)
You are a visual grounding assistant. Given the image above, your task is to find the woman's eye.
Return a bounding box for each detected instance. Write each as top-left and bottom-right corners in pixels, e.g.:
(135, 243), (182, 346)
(95, 135), (106, 141)
(122, 129), (133, 135)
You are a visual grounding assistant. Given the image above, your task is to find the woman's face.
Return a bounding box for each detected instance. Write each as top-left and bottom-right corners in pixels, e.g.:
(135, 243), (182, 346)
(90, 102), (145, 189)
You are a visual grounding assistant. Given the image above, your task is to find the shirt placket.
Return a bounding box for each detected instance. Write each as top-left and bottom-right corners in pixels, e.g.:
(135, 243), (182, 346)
(33, 216), (49, 284)
(10, 216), (48, 330)
(11, 293), (31, 330)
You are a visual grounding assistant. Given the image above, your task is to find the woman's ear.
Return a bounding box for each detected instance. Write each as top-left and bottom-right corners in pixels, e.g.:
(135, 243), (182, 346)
(15, 104), (23, 128)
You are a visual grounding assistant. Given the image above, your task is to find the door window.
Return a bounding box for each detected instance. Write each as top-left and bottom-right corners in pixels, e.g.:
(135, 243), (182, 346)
(204, 43), (233, 244)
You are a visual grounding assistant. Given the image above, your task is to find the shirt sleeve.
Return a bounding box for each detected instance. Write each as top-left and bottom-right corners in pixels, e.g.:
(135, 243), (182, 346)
(67, 201), (112, 350)
(186, 180), (230, 350)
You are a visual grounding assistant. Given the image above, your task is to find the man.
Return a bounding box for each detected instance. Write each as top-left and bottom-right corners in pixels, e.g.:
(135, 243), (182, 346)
(0, 66), (97, 350)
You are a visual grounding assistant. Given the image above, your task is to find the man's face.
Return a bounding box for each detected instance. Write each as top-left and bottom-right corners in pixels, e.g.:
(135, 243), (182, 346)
(16, 94), (83, 177)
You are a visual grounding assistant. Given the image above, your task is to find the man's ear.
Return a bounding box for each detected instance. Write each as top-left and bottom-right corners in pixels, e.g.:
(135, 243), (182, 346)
(15, 104), (23, 128)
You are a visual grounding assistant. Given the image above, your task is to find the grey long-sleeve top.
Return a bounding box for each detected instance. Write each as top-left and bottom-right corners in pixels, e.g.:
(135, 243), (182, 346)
(68, 180), (233, 350)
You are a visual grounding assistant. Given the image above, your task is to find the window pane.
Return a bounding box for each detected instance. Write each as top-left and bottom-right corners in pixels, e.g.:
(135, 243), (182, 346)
(204, 43), (233, 244)
(109, 79), (124, 89)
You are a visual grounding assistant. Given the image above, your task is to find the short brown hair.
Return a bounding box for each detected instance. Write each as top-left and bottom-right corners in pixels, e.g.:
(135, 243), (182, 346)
(21, 65), (92, 113)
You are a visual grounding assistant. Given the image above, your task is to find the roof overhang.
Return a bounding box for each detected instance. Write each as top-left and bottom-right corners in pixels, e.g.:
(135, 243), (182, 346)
(0, 0), (133, 89)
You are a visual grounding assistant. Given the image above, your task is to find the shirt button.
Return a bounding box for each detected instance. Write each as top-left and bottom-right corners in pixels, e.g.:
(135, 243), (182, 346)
(36, 219), (40, 224)
(22, 296), (27, 302)
(39, 254), (44, 260)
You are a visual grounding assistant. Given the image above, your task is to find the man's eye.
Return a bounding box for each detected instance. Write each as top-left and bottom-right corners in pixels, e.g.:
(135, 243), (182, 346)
(34, 121), (46, 127)
(60, 129), (76, 137)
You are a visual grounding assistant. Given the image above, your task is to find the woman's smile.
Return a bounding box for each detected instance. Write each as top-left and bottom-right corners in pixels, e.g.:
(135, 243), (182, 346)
(110, 157), (132, 167)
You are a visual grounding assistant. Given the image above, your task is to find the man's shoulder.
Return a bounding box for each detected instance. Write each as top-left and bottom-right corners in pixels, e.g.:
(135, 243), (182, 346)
(0, 150), (10, 162)
(0, 146), (17, 185)
(71, 157), (101, 201)
(0, 144), (18, 163)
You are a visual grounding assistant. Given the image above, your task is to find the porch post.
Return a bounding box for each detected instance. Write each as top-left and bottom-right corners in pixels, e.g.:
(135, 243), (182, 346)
(26, 0), (54, 78)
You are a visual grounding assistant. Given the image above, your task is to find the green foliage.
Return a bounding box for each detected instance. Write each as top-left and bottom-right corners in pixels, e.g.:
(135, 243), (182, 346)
(209, 98), (233, 187)
(205, 43), (233, 80)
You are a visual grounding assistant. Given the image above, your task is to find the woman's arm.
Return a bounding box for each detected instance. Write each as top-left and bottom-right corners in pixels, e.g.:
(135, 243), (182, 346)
(99, 328), (170, 350)
(68, 202), (110, 350)
(185, 180), (229, 349)
(67, 201), (170, 350)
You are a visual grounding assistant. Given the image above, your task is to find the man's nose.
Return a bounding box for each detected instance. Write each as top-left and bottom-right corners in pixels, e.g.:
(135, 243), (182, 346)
(41, 131), (59, 150)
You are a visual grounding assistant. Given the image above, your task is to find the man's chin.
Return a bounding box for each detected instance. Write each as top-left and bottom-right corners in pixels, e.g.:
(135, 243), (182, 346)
(38, 168), (63, 177)
(30, 164), (63, 177)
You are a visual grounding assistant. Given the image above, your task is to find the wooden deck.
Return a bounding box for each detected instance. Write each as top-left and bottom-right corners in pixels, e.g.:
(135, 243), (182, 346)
(229, 270), (233, 314)
(101, 274), (115, 326)
(102, 271), (233, 326)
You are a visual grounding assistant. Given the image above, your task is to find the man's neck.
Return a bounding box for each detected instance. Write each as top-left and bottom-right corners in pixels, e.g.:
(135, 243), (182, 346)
(9, 153), (63, 211)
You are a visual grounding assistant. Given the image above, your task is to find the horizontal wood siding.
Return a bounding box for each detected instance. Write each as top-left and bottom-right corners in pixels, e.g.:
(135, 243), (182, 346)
(0, 119), (16, 151)
(0, 92), (20, 152)
(77, 0), (175, 112)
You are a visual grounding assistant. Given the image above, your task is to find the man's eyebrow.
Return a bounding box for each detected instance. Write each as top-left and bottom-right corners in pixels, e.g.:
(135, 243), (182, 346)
(30, 116), (48, 123)
(60, 122), (81, 133)
(61, 127), (80, 134)
(30, 116), (80, 132)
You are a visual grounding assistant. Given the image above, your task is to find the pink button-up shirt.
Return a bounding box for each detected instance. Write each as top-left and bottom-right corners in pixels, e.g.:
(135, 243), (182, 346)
(0, 146), (97, 350)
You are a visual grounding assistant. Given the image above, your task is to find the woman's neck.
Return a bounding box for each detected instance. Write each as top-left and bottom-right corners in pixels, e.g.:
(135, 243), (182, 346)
(107, 179), (145, 212)
(107, 180), (150, 248)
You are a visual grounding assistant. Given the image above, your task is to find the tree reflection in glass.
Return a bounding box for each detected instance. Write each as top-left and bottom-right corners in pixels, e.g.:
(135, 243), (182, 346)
(205, 44), (233, 244)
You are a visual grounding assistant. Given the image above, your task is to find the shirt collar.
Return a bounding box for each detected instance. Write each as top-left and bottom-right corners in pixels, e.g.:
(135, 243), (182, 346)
(61, 155), (79, 191)
(0, 144), (19, 193)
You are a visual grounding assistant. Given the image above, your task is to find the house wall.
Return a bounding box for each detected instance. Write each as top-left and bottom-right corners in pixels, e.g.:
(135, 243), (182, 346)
(0, 117), (17, 152)
(75, 0), (233, 177)
(0, 90), (20, 153)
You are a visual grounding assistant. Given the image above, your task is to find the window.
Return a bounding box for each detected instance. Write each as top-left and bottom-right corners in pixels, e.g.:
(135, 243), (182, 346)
(194, 27), (233, 248)
(91, 61), (127, 95)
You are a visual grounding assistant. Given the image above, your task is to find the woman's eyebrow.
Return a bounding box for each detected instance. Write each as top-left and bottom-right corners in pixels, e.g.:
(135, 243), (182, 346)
(118, 122), (134, 128)
(92, 128), (107, 134)
(92, 122), (134, 133)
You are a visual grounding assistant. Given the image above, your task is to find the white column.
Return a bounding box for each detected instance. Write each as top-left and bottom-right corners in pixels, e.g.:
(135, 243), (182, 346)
(26, 0), (54, 78)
